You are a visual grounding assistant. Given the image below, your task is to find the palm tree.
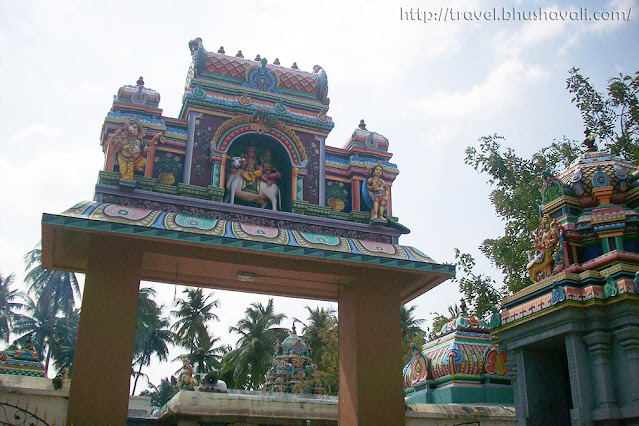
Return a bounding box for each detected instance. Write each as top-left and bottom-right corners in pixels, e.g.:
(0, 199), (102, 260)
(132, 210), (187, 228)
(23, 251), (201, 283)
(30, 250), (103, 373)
(13, 295), (58, 375)
(171, 288), (219, 351)
(401, 305), (425, 340)
(21, 244), (80, 374)
(141, 377), (179, 408)
(429, 304), (460, 340)
(296, 306), (335, 364)
(0, 273), (24, 343)
(24, 245), (80, 316)
(131, 288), (174, 395)
(50, 308), (80, 376)
(224, 299), (286, 390)
(401, 305), (426, 364)
(173, 335), (226, 376)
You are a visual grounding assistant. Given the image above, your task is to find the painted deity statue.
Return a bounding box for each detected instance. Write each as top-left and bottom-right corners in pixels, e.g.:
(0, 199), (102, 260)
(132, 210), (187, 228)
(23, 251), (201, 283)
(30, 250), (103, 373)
(526, 214), (562, 283)
(240, 142), (263, 185)
(178, 358), (195, 390)
(108, 118), (163, 180)
(225, 142), (281, 210)
(367, 162), (389, 221)
(259, 150), (281, 186)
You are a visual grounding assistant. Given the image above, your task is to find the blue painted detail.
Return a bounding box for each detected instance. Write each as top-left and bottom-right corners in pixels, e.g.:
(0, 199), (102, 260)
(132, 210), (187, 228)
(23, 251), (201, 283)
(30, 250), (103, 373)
(165, 127), (188, 136)
(224, 221), (234, 238)
(151, 212), (168, 229)
(550, 281), (566, 305)
(592, 165), (611, 188)
(361, 178), (373, 209)
(107, 112), (166, 127)
(242, 59), (282, 94)
(82, 202), (101, 217)
(286, 230), (300, 246)
(346, 238), (362, 254)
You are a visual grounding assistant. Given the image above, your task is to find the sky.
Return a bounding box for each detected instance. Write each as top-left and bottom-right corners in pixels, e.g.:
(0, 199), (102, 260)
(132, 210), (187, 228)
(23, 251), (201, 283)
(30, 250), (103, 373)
(1, 0), (638, 392)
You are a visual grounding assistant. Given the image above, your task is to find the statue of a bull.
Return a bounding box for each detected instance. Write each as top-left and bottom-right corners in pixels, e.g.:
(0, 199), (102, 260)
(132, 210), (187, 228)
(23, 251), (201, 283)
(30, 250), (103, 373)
(224, 157), (281, 210)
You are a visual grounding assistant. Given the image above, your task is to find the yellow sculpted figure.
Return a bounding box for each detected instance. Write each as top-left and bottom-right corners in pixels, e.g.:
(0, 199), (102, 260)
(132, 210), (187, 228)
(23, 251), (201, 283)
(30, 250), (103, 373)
(240, 142), (262, 185)
(109, 118), (163, 180)
(367, 162), (389, 221)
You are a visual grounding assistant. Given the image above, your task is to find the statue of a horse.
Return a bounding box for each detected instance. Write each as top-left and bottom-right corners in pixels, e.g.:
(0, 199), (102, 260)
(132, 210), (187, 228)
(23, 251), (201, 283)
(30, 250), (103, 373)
(224, 157), (281, 210)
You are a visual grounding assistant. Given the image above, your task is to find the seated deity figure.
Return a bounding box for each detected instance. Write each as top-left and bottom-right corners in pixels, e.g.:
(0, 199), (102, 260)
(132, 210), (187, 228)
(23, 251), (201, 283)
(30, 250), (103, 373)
(108, 117), (163, 180)
(259, 151), (281, 186)
(367, 162), (389, 221)
(178, 358), (195, 390)
(240, 142), (263, 185)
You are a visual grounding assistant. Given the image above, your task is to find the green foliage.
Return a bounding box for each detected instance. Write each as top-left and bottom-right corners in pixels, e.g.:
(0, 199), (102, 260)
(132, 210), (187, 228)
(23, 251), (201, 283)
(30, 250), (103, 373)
(428, 304), (459, 340)
(132, 288), (174, 395)
(141, 377), (179, 408)
(466, 68), (638, 294)
(465, 135), (582, 293)
(566, 68), (639, 162)
(453, 249), (503, 320)
(317, 318), (338, 395)
(223, 299), (286, 390)
(50, 308), (79, 377)
(0, 273), (24, 343)
(171, 288), (219, 351)
(296, 306), (336, 365)
(400, 305), (426, 365)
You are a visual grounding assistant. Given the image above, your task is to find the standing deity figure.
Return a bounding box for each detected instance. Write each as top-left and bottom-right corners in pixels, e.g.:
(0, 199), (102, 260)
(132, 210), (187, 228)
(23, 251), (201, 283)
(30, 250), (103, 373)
(108, 117), (163, 180)
(240, 142), (263, 185)
(367, 162), (389, 221)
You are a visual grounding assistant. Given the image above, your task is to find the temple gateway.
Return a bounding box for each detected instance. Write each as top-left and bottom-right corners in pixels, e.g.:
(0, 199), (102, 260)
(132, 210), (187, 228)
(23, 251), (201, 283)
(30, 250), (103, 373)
(41, 38), (455, 424)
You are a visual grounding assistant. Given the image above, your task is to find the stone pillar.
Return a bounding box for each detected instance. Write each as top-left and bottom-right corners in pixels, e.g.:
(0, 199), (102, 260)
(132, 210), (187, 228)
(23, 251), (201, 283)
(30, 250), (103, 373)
(67, 236), (142, 424)
(583, 330), (620, 420)
(565, 333), (593, 424)
(338, 270), (403, 425)
(506, 349), (528, 425)
(183, 111), (202, 184)
(613, 325), (639, 403)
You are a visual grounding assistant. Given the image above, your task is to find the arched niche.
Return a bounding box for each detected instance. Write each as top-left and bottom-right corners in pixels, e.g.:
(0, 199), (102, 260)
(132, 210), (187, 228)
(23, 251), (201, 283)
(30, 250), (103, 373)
(225, 132), (293, 212)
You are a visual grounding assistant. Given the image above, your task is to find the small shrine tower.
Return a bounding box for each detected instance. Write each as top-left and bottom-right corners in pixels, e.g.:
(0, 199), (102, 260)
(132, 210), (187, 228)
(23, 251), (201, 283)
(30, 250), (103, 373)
(403, 300), (512, 405)
(491, 142), (639, 424)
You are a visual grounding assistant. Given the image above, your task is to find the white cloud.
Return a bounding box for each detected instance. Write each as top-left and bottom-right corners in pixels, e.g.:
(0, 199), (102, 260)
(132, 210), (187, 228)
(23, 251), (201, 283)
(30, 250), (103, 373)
(407, 59), (548, 120)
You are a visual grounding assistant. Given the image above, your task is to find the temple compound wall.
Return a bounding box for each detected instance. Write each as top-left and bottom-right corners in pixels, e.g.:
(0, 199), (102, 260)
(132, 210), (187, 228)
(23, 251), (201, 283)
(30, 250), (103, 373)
(491, 149), (639, 425)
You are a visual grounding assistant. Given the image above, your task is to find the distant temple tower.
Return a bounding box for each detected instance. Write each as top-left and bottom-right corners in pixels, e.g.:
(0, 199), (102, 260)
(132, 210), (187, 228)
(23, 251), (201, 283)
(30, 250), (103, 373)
(403, 300), (512, 405)
(491, 146), (639, 424)
(265, 325), (325, 394)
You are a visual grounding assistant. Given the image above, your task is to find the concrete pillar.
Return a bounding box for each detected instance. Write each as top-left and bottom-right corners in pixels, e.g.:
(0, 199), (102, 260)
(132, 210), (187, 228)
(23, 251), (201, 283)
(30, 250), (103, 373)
(583, 330), (620, 420)
(613, 325), (639, 403)
(338, 269), (403, 425)
(506, 349), (528, 425)
(67, 236), (142, 424)
(565, 333), (593, 425)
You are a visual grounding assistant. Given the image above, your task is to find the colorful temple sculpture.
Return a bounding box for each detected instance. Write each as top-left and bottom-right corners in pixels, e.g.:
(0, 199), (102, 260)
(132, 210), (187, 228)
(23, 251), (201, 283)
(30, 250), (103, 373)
(42, 38), (455, 424)
(403, 300), (512, 405)
(0, 339), (45, 377)
(491, 142), (639, 425)
(96, 38), (401, 233)
(264, 325), (325, 394)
